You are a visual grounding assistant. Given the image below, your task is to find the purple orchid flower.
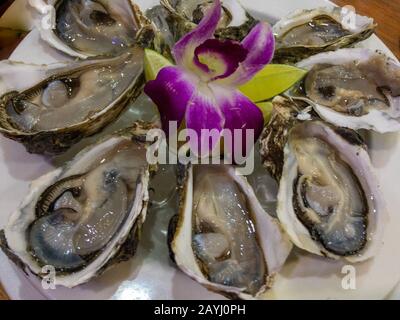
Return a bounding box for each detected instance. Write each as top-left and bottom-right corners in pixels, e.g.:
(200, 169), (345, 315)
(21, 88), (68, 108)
(144, 0), (275, 157)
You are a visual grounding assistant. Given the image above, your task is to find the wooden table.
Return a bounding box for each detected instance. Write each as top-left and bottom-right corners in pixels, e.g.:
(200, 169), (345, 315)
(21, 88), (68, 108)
(0, 0), (399, 301)
(0, 283), (9, 300)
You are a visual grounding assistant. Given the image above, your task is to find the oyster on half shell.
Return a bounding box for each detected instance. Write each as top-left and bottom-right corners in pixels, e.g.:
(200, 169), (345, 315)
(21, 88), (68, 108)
(0, 123), (157, 288)
(160, 0), (258, 42)
(0, 47), (144, 154)
(168, 165), (292, 299)
(30, 0), (153, 59)
(273, 7), (375, 64)
(260, 96), (387, 262)
(292, 48), (400, 133)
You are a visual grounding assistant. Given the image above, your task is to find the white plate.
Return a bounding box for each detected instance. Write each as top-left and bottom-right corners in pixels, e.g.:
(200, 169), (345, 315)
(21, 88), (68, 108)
(1, 0), (400, 300)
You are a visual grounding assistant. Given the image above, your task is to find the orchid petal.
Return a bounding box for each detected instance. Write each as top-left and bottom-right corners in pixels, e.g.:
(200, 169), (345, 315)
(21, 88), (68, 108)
(212, 86), (264, 157)
(185, 86), (225, 156)
(144, 66), (196, 134)
(194, 39), (248, 81)
(216, 22), (275, 87)
(173, 0), (221, 70)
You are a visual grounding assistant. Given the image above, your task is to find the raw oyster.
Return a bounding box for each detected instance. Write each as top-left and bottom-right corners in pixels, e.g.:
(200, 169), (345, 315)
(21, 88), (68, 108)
(260, 96), (387, 262)
(273, 7), (375, 64)
(30, 0), (153, 59)
(161, 0), (258, 42)
(168, 164), (292, 299)
(293, 48), (400, 133)
(0, 123), (157, 288)
(0, 47), (144, 154)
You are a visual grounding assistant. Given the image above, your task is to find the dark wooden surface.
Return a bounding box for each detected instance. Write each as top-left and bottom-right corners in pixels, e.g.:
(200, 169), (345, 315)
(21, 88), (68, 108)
(0, 0), (399, 301)
(0, 283), (8, 300)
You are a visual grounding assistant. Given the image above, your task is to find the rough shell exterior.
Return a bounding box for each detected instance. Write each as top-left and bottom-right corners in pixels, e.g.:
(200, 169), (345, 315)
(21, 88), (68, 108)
(260, 97), (306, 181)
(260, 96), (366, 181)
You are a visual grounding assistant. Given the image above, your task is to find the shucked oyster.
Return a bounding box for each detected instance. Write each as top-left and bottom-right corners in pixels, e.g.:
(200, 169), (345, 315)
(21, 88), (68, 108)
(160, 0), (258, 42)
(292, 48), (400, 133)
(260, 97), (387, 262)
(168, 165), (292, 299)
(30, 0), (153, 59)
(273, 7), (375, 64)
(0, 47), (144, 154)
(0, 123), (156, 287)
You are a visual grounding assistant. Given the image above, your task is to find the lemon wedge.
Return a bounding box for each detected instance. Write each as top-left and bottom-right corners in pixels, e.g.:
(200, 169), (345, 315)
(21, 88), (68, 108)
(256, 101), (274, 124)
(240, 64), (307, 103)
(144, 49), (173, 82)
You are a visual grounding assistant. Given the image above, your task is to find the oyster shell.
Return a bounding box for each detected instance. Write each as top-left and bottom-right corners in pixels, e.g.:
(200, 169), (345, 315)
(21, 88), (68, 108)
(30, 0), (153, 59)
(168, 164), (292, 299)
(273, 7), (375, 64)
(0, 123), (157, 288)
(260, 96), (387, 262)
(145, 4), (175, 59)
(161, 0), (258, 42)
(0, 47), (144, 154)
(293, 48), (400, 133)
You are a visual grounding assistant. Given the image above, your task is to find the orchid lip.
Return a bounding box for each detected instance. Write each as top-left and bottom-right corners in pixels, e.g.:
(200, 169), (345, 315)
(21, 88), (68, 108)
(193, 39), (248, 82)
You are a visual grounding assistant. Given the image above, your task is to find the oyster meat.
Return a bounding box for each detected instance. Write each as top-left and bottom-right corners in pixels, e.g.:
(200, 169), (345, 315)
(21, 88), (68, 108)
(168, 165), (292, 299)
(260, 96), (387, 262)
(273, 7), (375, 64)
(30, 0), (152, 58)
(294, 48), (400, 133)
(0, 123), (156, 288)
(161, 0), (258, 42)
(0, 47), (144, 154)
